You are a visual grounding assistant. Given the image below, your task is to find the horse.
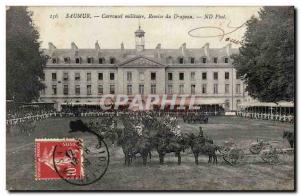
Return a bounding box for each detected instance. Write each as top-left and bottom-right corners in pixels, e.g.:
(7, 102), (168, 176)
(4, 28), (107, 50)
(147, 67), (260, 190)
(186, 133), (220, 164)
(153, 132), (185, 165)
(116, 128), (152, 166)
(283, 130), (294, 148)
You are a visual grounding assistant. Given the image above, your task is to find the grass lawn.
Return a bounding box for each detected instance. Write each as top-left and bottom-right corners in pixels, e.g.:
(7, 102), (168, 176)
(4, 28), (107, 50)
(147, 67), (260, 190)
(6, 116), (295, 191)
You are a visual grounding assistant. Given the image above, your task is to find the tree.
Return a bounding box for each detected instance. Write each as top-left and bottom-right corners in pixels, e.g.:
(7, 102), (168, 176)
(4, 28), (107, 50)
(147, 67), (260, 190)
(232, 7), (294, 102)
(6, 6), (46, 102)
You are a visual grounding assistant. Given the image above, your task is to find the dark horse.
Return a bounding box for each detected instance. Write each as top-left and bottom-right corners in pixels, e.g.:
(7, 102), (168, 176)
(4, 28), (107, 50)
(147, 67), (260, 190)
(154, 132), (185, 165)
(116, 128), (152, 166)
(186, 133), (220, 164)
(283, 130), (294, 148)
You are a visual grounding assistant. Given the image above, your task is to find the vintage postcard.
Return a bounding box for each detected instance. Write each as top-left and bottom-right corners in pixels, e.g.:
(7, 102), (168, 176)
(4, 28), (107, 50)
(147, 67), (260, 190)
(6, 6), (295, 191)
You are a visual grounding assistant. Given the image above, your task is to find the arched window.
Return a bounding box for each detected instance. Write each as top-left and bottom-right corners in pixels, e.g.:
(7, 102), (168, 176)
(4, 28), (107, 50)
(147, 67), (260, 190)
(52, 57), (59, 64)
(167, 56), (173, 64)
(99, 57), (105, 64)
(110, 57), (116, 64)
(190, 57), (195, 64)
(87, 57), (93, 64)
(224, 57), (229, 63)
(202, 57), (207, 63)
(75, 57), (81, 64)
(178, 57), (184, 64)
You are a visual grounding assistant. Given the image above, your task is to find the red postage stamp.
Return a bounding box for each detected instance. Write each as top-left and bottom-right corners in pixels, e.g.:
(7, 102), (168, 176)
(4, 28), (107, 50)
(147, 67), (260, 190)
(35, 138), (83, 180)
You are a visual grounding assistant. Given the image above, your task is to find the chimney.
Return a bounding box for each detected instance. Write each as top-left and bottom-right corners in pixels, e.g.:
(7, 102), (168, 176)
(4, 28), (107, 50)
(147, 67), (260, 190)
(71, 42), (78, 50)
(225, 43), (232, 56)
(48, 42), (56, 51)
(155, 43), (161, 59)
(203, 43), (209, 57)
(180, 43), (186, 56)
(95, 41), (100, 51)
(121, 42), (124, 50)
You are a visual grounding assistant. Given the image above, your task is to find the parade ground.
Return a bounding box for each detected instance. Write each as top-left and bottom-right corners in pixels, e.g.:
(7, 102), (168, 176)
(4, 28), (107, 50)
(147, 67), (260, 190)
(6, 116), (294, 191)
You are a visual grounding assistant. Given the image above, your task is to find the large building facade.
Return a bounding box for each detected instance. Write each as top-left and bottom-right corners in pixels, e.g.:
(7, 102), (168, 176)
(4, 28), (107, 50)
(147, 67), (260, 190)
(40, 26), (249, 111)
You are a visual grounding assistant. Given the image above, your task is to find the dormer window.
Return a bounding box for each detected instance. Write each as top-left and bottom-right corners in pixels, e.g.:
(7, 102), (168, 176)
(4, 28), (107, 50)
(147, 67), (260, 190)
(64, 57), (70, 64)
(110, 57), (116, 64)
(87, 57), (93, 64)
(167, 56), (173, 64)
(99, 58), (105, 64)
(179, 57), (184, 64)
(213, 57), (218, 63)
(52, 58), (58, 64)
(190, 57), (195, 64)
(224, 57), (229, 63)
(202, 57), (207, 63)
(75, 57), (81, 64)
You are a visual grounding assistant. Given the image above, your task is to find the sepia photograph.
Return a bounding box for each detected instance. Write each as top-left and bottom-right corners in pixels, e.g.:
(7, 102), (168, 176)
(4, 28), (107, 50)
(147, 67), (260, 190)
(6, 6), (295, 191)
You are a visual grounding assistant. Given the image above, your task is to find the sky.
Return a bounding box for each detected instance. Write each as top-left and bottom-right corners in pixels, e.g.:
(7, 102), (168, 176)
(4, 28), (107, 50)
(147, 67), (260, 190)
(29, 6), (261, 49)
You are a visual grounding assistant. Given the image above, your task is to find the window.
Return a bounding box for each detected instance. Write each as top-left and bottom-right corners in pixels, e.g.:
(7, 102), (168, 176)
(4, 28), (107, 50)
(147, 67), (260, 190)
(87, 72), (91, 81)
(110, 73), (115, 80)
(75, 57), (81, 64)
(236, 73), (240, 79)
(202, 84), (207, 94)
(202, 57), (207, 63)
(224, 58), (229, 63)
(179, 57), (184, 64)
(63, 85), (68, 95)
(139, 84), (144, 95)
(75, 85), (80, 95)
(139, 72), (144, 81)
(191, 72), (195, 81)
(64, 57), (70, 64)
(225, 84), (230, 94)
(127, 72), (132, 82)
(225, 72), (230, 80)
(191, 84), (196, 95)
(63, 72), (69, 81)
(99, 58), (105, 64)
(127, 84), (132, 95)
(202, 72), (207, 80)
(98, 85), (103, 95)
(110, 57), (116, 64)
(213, 84), (218, 94)
(52, 85), (57, 95)
(98, 73), (103, 80)
(110, 85), (115, 94)
(236, 84), (241, 94)
(151, 72), (156, 81)
(213, 57), (218, 63)
(167, 56), (173, 64)
(75, 73), (80, 81)
(167, 84), (173, 94)
(179, 72), (184, 80)
(190, 57), (195, 64)
(150, 84), (156, 94)
(236, 99), (241, 110)
(52, 73), (57, 81)
(179, 84), (184, 94)
(87, 57), (93, 64)
(87, 85), (92, 95)
(213, 72), (218, 80)
(168, 73), (173, 81)
(225, 100), (230, 110)
(52, 58), (57, 64)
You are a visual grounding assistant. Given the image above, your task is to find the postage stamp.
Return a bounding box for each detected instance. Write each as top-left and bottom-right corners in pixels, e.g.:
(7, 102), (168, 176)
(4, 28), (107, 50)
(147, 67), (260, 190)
(35, 138), (83, 180)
